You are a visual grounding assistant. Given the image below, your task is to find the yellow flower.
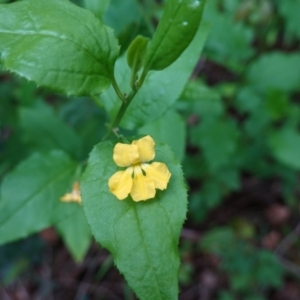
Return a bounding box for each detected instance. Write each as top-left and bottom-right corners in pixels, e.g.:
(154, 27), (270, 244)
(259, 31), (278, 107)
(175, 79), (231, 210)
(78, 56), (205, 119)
(108, 135), (171, 202)
(60, 181), (82, 204)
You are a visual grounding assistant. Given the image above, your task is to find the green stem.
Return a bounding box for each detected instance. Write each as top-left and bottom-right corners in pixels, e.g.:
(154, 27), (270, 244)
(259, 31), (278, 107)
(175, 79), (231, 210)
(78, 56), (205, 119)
(102, 69), (149, 141)
(112, 76), (126, 102)
(102, 94), (134, 141)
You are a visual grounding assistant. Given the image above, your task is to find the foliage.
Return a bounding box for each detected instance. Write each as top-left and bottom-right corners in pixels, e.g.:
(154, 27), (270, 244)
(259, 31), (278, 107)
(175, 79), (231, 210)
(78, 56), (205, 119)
(201, 227), (283, 299)
(1, 0), (300, 299)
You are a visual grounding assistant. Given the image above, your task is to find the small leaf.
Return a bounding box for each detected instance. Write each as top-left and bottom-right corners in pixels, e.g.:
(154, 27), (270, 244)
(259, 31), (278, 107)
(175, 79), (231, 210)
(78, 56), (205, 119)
(269, 127), (300, 170)
(247, 52), (300, 92)
(127, 35), (149, 74)
(81, 139), (187, 300)
(278, 0), (300, 40)
(101, 23), (209, 129)
(0, 0), (119, 96)
(56, 205), (92, 262)
(0, 151), (77, 245)
(144, 0), (206, 71)
(19, 103), (82, 159)
(203, 0), (254, 71)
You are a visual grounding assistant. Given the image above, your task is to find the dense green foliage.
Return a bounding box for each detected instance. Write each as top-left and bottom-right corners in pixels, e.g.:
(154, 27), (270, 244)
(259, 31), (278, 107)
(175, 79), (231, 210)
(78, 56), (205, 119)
(1, 0), (300, 299)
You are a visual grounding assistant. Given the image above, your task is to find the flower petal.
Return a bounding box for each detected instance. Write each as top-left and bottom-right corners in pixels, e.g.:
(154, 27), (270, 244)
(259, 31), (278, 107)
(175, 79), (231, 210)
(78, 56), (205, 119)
(132, 135), (155, 162)
(60, 193), (73, 202)
(108, 168), (133, 200)
(142, 162), (171, 190)
(113, 143), (140, 167)
(130, 166), (156, 201)
(60, 181), (82, 204)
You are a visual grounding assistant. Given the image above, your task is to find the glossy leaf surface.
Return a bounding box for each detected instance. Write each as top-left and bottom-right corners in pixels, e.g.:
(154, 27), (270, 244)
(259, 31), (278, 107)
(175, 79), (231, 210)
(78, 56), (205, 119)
(0, 0), (119, 96)
(144, 0), (206, 71)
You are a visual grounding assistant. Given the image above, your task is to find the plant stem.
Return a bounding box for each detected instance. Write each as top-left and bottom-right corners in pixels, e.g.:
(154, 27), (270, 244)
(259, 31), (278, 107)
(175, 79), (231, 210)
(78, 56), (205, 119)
(102, 70), (149, 141)
(102, 92), (135, 141)
(111, 76), (126, 102)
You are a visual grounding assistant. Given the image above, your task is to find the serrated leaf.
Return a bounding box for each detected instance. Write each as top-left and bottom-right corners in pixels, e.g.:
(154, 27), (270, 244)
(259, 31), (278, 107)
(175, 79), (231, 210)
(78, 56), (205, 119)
(19, 103), (82, 159)
(269, 127), (300, 170)
(81, 139), (187, 300)
(0, 0), (119, 96)
(144, 0), (206, 71)
(101, 23), (209, 129)
(138, 109), (186, 161)
(0, 151), (77, 245)
(56, 205), (92, 262)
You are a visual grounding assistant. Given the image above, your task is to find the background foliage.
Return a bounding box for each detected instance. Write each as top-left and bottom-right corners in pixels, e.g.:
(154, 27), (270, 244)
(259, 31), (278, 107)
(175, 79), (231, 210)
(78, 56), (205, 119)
(1, 0), (300, 299)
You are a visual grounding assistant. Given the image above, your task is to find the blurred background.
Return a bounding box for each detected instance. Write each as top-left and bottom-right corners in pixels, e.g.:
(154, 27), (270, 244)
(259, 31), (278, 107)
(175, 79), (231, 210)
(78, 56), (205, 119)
(1, 0), (300, 299)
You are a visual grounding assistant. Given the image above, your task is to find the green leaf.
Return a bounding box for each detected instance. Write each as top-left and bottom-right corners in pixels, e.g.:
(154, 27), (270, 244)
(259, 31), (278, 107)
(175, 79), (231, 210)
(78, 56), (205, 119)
(144, 0), (206, 71)
(191, 118), (240, 172)
(138, 109), (186, 161)
(203, 0), (254, 71)
(104, 0), (140, 35)
(101, 23), (209, 129)
(83, 0), (110, 20)
(278, 0), (300, 40)
(19, 103), (82, 159)
(269, 127), (300, 170)
(180, 81), (224, 117)
(56, 205), (92, 262)
(127, 35), (149, 74)
(81, 139), (187, 300)
(247, 52), (300, 92)
(0, 0), (119, 96)
(0, 151), (77, 245)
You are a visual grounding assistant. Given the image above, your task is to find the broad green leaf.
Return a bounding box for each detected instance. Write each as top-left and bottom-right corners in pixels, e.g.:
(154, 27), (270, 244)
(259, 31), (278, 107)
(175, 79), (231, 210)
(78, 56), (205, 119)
(144, 0), (206, 71)
(19, 103), (82, 159)
(127, 35), (149, 75)
(56, 205), (92, 262)
(138, 109), (186, 161)
(269, 127), (300, 170)
(0, 0), (119, 96)
(101, 23), (209, 129)
(0, 151), (77, 245)
(81, 139), (187, 300)
(83, 0), (110, 20)
(247, 52), (300, 92)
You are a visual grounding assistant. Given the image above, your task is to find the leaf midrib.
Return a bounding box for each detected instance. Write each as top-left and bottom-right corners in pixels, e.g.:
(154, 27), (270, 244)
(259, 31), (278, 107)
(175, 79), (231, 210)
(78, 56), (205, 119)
(133, 204), (164, 300)
(145, 3), (183, 70)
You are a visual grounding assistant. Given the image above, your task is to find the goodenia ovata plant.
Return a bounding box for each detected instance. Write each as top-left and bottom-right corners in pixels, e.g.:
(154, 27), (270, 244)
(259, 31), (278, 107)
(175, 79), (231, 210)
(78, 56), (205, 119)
(0, 0), (207, 299)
